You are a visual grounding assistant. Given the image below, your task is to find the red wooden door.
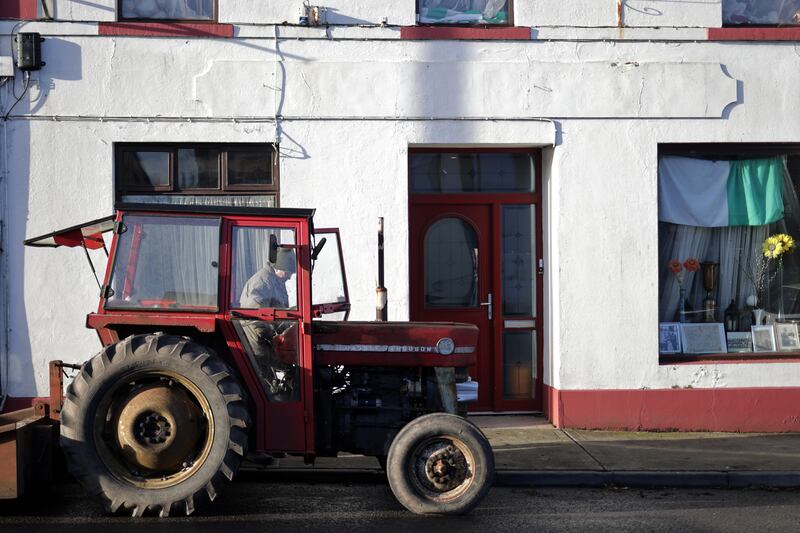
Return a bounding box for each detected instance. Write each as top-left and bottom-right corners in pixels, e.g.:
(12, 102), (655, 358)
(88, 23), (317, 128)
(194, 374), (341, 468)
(409, 148), (543, 412)
(410, 204), (494, 411)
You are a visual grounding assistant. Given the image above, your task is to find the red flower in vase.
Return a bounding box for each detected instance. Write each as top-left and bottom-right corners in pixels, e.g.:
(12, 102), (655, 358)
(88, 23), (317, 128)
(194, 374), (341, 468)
(668, 260), (682, 274)
(683, 258), (700, 272)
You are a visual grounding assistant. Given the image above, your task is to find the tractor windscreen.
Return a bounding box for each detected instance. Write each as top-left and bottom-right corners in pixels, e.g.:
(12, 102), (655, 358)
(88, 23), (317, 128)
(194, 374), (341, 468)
(104, 214), (220, 311)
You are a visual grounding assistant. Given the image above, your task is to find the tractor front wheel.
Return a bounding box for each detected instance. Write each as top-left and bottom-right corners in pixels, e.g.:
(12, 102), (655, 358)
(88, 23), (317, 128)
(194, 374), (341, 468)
(386, 413), (494, 515)
(60, 333), (250, 517)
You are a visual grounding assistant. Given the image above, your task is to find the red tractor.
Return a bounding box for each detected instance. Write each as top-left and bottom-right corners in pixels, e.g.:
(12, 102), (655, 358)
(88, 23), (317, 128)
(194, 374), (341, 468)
(16, 203), (493, 516)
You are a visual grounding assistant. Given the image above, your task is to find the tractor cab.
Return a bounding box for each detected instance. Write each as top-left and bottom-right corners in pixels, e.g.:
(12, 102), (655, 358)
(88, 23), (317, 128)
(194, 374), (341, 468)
(28, 203), (347, 453)
(22, 203), (493, 517)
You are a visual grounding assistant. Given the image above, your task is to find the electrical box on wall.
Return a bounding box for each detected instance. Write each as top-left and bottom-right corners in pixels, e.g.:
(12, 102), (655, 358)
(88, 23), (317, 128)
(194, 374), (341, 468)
(14, 33), (45, 72)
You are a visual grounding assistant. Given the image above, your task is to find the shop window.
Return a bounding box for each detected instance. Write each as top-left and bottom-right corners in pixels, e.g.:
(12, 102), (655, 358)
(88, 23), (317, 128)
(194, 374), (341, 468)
(658, 145), (800, 359)
(119, 0), (215, 21)
(723, 0), (800, 26)
(417, 0), (511, 25)
(115, 143), (278, 208)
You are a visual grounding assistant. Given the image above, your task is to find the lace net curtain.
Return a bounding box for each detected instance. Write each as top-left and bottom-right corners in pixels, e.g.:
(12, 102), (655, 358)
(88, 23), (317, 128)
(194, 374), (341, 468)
(659, 157), (800, 322)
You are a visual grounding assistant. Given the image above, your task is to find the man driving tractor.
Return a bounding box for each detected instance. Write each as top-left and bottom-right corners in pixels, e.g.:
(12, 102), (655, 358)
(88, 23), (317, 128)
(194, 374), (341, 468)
(238, 247), (299, 401)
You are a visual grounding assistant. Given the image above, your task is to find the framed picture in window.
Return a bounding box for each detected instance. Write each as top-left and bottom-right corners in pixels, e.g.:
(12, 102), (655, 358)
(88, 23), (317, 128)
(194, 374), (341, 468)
(659, 323), (682, 354)
(726, 332), (753, 353)
(679, 323), (726, 354)
(751, 325), (777, 352)
(775, 323), (800, 351)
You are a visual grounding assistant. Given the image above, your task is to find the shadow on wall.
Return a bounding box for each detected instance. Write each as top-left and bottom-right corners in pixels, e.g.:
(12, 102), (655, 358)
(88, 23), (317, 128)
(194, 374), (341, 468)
(322, 8), (373, 26)
(56, 0), (115, 16)
(28, 39), (82, 117)
(720, 64), (744, 120)
(3, 92), (33, 399)
(1, 35), (71, 399)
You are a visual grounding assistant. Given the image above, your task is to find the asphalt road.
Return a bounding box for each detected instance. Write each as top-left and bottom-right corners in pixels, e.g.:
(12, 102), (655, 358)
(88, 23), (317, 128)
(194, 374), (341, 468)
(1, 477), (799, 533)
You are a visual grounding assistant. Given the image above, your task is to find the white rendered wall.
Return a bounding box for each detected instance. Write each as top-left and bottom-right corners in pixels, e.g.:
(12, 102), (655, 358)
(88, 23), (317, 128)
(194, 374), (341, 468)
(3, 29), (800, 397)
(622, 0), (722, 28)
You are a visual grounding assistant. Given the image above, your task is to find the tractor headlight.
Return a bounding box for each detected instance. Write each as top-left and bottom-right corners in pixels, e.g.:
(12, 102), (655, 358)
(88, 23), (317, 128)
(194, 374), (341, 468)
(436, 337), (455, 355)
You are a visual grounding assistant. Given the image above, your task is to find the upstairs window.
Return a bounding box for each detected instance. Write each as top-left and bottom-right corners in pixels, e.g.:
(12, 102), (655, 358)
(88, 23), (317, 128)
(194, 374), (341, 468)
(115, 143), (279, 208)
(417, 0), (511, 25)
(723, 0), (800, 26)
(120, 0), (215, 21)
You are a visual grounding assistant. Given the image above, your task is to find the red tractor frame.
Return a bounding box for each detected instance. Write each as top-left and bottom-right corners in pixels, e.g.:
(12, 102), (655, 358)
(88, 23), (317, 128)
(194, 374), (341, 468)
(18, 203), (494, 516)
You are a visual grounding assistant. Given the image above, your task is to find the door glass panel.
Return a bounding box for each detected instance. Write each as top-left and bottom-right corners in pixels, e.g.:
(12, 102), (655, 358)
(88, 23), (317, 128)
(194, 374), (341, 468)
(410, 152), (535, 193)
(231, 227), (297, 310)
(230, 225), (300, 403)
(424, 218), (478, 307)
(502, 205), (536, 317)
(232, 319), (300, 402)
(503, 331), (536, 400)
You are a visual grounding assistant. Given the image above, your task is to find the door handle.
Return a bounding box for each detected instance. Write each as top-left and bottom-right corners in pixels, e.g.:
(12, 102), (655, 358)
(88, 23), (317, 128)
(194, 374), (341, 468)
(480, 293), (493, 320)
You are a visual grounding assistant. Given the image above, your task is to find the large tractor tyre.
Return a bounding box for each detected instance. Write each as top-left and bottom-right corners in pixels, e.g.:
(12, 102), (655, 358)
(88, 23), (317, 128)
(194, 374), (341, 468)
(60, 333), (250, 517)
(386, 413), (494, 515)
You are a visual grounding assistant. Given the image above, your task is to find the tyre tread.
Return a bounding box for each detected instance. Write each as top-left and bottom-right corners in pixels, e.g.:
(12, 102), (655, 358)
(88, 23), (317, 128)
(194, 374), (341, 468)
(60, 332), (250, 517)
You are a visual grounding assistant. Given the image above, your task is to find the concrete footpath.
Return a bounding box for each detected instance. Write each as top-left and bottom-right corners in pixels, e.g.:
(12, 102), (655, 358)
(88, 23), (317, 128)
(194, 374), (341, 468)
(251, 415), (800, 489)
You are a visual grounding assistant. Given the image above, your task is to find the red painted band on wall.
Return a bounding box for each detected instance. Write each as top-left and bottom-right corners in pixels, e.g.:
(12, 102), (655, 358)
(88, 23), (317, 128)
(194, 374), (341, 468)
(709, 27), (800, 41)
(545, 384), (800, 433)
(400, 26), (531, 40)
(0, 0), (36, 19)
(99, 22), (234, 38)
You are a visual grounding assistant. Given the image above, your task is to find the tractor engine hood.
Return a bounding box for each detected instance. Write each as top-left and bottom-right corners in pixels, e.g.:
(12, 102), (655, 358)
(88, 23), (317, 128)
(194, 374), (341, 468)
(311, 321), (478, 368)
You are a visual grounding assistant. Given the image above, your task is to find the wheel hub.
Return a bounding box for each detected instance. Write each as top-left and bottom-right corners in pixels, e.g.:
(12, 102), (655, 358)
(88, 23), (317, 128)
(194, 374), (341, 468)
(114, 382), (203, 473)
(135, 412), (172, 445)
(418, 441), (470, 493)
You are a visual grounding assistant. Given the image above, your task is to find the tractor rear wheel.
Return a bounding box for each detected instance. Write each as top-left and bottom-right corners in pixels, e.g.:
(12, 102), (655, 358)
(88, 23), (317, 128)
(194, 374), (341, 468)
(386, 413), (494, 515)
(60, 333), (250, 517)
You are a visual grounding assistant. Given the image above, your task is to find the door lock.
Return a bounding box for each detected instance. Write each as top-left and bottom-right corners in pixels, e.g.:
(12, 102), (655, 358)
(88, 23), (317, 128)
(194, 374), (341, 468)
(480, 293), (493, 320)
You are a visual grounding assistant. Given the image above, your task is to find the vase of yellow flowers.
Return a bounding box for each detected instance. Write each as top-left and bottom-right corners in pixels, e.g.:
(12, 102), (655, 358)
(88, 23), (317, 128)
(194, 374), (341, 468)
(763, 233), (795, 319)
(747, 233), (795, 321)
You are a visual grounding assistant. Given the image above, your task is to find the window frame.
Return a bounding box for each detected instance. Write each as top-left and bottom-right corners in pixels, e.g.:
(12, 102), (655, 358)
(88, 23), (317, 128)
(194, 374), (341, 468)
(658, 143), (800, 364)
(117, 0), (218, 22)
(416, 0), (514, 26)
(115, 142), (279, 204)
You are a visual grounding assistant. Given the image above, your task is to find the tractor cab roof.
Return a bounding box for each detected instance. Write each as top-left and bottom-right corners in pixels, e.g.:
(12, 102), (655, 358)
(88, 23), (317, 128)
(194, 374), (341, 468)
(24, 215), (115, 249)
(24, 204), (317, 249)
(116, 203), (316, 220)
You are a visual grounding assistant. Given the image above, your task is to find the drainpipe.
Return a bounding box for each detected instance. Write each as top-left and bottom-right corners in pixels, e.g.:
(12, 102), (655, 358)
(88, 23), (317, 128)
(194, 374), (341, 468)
(617, 0), (624, 27)
(0, 86), (9, 408)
